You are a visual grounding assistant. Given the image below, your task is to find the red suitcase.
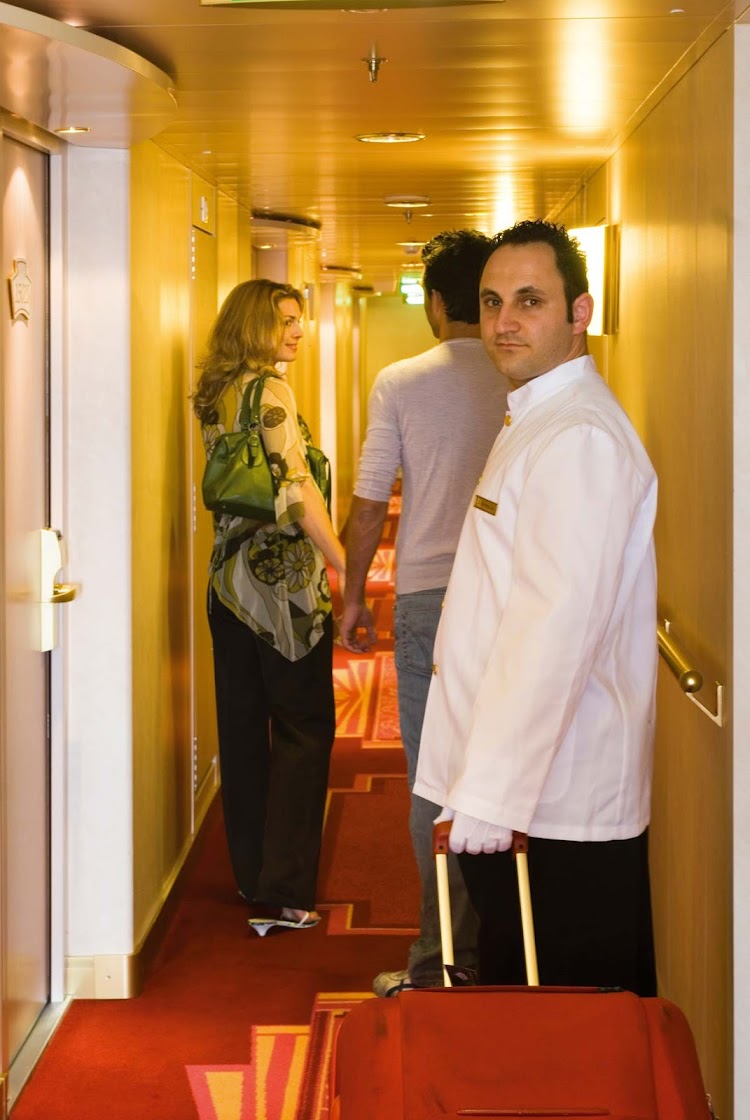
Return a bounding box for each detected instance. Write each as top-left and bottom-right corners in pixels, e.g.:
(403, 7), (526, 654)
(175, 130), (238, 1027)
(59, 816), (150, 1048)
(330, 825), (712, 1119)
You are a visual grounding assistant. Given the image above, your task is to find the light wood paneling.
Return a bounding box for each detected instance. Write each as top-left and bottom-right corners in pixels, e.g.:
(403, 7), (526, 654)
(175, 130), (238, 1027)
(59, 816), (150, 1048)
(216, 193), (239, 309)
(286, 243), (321, 444)
(216, 193), (253, 307)
(334, 284), (355, 529)
(191, 227), (220, 803)
(130, 140), (193, 943)
(360, 294), (435, 407)
(557, 31), (733, 1117)
(131, 147), (255, 953)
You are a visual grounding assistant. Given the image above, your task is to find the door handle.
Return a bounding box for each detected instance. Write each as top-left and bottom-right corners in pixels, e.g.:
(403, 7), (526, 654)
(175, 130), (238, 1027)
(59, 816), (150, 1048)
(51, 582), (77, 604)
(36, 529), (79, 651)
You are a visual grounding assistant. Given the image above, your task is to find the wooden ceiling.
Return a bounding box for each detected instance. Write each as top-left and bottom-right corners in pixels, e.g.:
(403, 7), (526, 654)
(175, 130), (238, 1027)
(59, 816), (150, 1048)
(7, 0), (746, 289)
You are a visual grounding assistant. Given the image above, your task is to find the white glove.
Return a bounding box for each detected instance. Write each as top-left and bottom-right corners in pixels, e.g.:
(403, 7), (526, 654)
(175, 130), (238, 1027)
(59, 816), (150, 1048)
(447, 812), (513, 855)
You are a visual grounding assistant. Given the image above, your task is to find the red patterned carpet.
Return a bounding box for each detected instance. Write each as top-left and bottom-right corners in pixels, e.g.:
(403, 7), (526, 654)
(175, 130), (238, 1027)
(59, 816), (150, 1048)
(12, 503), (415, 1120)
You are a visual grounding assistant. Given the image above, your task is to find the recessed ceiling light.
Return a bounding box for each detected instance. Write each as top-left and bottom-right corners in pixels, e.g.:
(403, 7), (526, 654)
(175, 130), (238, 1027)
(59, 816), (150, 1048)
(398, 241), (425, 256)
(357, 132), (425, 144)
(54, 125), (91, 135)
(384, 195), (430, 209)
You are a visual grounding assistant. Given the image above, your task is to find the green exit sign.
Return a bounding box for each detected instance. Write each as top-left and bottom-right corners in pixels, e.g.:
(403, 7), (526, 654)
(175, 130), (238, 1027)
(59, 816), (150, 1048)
(399, 276), (423, 305)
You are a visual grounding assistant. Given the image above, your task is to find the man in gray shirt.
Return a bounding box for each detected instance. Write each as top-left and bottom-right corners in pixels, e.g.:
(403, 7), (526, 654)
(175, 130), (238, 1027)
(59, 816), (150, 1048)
(340, 230), (509, 994)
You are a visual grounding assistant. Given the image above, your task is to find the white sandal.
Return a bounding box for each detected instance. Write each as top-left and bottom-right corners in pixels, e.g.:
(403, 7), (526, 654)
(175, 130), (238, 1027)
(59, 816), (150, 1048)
(247, 909), (321, 937)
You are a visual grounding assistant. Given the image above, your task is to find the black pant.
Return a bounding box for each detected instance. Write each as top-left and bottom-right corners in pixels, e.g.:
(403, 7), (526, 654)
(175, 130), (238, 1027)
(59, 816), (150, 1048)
(208, 594), (336, 910)
(459, 830), (656, 996)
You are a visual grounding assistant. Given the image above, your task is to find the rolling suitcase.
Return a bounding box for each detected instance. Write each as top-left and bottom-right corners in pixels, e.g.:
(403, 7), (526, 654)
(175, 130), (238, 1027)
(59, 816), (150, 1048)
(329, 823), (712, 1119)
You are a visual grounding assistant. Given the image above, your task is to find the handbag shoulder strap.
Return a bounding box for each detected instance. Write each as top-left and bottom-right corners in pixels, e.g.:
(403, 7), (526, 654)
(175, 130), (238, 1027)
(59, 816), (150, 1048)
(239, 372), (273, 431)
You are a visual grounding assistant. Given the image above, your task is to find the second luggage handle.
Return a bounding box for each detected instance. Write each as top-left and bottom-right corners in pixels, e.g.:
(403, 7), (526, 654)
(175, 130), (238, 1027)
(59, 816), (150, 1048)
(433, 821), (540, 988)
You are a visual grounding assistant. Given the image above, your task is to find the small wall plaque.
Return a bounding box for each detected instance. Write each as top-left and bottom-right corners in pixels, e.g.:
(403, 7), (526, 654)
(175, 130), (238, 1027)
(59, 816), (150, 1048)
(9, 259), (31, 321)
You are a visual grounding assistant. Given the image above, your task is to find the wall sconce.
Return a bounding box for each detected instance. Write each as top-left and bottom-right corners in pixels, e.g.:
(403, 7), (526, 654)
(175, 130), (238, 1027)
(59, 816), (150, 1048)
(569, 224), (619, 336)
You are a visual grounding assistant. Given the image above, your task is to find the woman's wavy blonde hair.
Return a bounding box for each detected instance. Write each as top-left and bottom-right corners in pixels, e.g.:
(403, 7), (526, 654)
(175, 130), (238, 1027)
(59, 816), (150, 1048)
(192, 278), (304, 422)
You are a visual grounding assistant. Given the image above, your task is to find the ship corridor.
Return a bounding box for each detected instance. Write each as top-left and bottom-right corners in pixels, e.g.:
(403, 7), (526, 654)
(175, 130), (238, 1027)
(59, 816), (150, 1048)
(0, 1), (749, 1117)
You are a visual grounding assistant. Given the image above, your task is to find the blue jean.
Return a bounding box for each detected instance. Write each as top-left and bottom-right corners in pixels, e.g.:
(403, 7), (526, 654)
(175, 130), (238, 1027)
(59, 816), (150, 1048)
(394, 588), (478, 986)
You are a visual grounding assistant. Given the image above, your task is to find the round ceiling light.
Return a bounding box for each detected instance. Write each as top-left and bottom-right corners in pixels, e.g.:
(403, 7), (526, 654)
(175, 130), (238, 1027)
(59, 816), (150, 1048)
(357, 132), (425, 144)
(384, 195), (430, 208)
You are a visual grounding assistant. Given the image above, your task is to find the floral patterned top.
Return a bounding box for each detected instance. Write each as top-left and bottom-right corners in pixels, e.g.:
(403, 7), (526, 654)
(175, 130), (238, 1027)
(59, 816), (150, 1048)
(201, 370), (332, 661)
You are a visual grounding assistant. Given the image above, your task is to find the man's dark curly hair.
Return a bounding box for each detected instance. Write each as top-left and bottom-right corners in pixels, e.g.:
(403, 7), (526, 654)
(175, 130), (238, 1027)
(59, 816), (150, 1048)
(487, 220), (588, 322)
(421, 229), (491, 324)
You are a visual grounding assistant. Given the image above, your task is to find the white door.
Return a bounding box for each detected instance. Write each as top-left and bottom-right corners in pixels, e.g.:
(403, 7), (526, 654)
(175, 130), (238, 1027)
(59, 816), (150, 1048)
(1, 134), (51, 1078)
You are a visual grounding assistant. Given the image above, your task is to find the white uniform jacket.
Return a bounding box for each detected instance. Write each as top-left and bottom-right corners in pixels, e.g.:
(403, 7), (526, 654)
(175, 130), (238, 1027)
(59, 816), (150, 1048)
(413, 356), (658, 842)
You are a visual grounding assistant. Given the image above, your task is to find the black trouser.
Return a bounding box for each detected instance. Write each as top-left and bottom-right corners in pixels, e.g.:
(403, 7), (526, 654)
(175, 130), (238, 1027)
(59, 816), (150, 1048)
(459, 829), (656, 996)
(208, 594), (336, 911)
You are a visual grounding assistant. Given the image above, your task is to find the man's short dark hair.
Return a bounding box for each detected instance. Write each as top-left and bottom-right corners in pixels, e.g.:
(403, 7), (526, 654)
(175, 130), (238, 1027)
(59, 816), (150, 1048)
(487, 220), (588, 322)
(421, 230), (491, 324)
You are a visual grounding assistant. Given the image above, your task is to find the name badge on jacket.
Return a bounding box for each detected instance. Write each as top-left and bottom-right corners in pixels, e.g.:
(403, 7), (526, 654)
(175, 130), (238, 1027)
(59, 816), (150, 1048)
(474, 494), (498, 516)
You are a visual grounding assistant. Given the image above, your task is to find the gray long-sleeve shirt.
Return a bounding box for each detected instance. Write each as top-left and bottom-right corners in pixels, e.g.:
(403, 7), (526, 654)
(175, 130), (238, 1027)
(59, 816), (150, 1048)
(354, 338), (509, 595)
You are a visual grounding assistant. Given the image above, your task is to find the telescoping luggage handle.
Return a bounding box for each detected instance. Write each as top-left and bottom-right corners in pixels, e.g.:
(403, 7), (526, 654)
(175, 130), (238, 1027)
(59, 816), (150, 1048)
(432, 821), (540, 988)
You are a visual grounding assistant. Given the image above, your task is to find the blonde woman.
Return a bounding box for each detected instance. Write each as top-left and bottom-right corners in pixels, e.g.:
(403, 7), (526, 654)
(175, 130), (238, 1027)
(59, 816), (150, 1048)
(194, 279), (345, 934)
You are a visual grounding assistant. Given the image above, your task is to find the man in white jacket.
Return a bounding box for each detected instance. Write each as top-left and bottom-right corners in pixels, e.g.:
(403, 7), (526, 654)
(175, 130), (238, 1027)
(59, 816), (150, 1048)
(413, 220), (658, 994)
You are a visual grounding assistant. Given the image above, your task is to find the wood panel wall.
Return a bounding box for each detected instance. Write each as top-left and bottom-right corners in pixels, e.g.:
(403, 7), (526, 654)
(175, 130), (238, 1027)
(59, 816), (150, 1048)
(556, 31), (733, 1117)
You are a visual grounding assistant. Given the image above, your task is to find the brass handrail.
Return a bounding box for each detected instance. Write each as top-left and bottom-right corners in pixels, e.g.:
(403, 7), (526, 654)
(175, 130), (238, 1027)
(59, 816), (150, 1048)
(657, 619), (723, 727)
(657, 621), (703, 694)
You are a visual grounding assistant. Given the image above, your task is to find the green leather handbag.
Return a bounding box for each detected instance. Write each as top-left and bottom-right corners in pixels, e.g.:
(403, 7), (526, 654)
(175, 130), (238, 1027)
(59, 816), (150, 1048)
(202, 375), (331, 522)
(305, 443), (332, 512)
(201, 375), (275, 522)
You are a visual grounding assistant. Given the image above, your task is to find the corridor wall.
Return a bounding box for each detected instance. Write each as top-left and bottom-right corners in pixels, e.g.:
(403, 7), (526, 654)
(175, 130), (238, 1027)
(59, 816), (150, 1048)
(129, 141), (256, 974)
(128, 153), (332, 984)
(130, 140), (194, 964)
(356, 291), (435, 454)
(556, 29), (733, 1118)
(334, 283), (355, 529)
(284, 245), (328, 513)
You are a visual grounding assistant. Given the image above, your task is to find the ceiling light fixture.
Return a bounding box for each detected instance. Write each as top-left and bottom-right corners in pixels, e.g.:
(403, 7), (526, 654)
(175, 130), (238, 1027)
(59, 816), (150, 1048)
(357, 131), (425, 144)
(385, 195), (430, 208)
(385, 195), (430, 224)
(320, 264), (363, 282)
(54, 125), (91, 135)
(361, 44), (387, 83)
